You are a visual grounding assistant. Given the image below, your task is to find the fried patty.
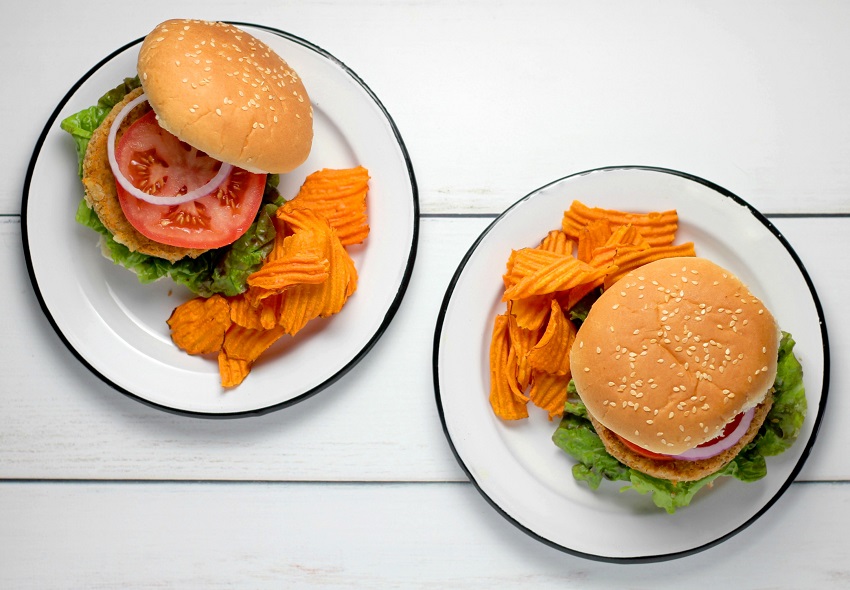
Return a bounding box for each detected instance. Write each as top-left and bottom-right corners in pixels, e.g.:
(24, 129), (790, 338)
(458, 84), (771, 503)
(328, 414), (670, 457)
(81, 87), (207, 263)
(588, 393), (774, 482)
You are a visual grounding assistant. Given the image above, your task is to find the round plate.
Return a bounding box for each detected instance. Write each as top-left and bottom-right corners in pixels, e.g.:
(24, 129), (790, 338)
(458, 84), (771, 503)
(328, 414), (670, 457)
(22, 23), (418, 417)
(434, 166), (828, 562)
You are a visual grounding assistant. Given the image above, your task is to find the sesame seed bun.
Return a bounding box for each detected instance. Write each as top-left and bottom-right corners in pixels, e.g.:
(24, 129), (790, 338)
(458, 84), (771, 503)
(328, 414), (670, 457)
(137, 19), (313, 174)
(570, 257), (780, 457)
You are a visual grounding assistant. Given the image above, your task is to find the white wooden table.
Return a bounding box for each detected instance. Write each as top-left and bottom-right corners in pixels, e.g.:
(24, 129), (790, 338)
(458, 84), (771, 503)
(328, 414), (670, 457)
(3, 1), (848, 586)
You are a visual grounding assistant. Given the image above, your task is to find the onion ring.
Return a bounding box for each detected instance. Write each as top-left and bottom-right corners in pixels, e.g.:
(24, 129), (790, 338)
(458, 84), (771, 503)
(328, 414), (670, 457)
(106, 92), (234, 206)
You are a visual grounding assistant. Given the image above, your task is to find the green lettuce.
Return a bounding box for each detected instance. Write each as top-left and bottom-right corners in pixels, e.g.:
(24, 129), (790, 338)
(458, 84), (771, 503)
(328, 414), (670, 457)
(552, 332), (807, 513)
(60, 77), (142, 177)
(62, 78), (282, 297)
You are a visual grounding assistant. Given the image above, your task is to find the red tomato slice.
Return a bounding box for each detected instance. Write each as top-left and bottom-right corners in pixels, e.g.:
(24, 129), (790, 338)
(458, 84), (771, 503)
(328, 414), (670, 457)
(615, 411), (746, 461)
(696, 412), (745, 448)
(615, 435), (677, 462)
(115, 110), (266, 249)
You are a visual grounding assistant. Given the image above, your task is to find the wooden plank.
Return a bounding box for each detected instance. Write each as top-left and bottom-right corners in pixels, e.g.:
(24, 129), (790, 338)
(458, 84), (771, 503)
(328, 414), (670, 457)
(1, 480), (848, 588)
(7, 2), (850, 216)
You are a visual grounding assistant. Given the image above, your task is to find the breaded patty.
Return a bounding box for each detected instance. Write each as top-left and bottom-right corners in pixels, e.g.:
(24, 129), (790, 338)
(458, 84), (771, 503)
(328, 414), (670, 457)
(81, 88), (207, 263)
(588, 394), (774, 482)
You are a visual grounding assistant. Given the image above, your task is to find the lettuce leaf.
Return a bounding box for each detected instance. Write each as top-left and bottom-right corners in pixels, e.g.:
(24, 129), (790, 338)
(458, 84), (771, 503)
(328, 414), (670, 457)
(63, 78), (283, 297)
(61, 77), (141, 178)
(552, 332), (806, 513)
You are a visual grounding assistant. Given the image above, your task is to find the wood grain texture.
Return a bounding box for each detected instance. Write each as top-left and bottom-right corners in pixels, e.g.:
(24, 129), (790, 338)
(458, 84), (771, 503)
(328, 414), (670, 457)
(7, 2), (850, 217)
(1, 481), (849, 589)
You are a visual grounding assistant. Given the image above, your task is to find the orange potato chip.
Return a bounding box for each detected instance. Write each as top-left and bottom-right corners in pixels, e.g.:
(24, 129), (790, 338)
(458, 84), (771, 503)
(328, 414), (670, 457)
(229, 294), (265, 330)
(273, 204), (359, 333)
(503, 248), (566, 289)
(528, 370), (572, 420)
(247, 249), (330, 291)
(604, 223), (649, 249)
(167, 294), (232, 355)
(289, 166), (370, 246)
(503, 253), (615, 301)
(508, 314), (540, 390)
(258, 293), (285, 330)
(267, 214), (290, 262)
(223, 324), (287, 363)
(218, 351), (252, 389)
(576, 219), (612, 262)
(525, 300), (576, 375)
(604, 243), (696, 289)
(508, 294), (552, 332)
(562, 200), (679, 247)
(276, 286), (322, 335)
(323, 234), (359, 315)
(489, 314), (529, 420)
(539, 230), (573, 256)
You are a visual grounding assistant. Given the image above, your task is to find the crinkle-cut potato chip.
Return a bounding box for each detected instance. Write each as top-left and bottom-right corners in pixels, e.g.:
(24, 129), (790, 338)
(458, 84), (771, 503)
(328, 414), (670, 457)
(229, 294), (265, 330)
(503, 248), (563, 289)
(528, 370), (572, 420)
(489, 314), (529, 420)
(503, 253), (615, 301)
(503, 248), (571, 290)
(269, 202), (359, 333)
(223, 324), (288, 363)
(247, 249), (330, 291)
(526, 300), (575, 376)
(168, 294), (232, 355)
(562, 200), (679, 247)
(605, 223), (649, 249)
(603, 242), (696, 289)
(508, 314), (540, 390)
(539, 230), (573, 255)
(508, 294), (552, 332)
(218, 352), (252, 389)
(289, 166), (370, 246)
(576, 219), (612, 262)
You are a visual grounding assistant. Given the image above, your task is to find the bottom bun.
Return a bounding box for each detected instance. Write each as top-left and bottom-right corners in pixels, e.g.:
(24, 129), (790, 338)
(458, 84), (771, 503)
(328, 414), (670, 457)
(588, 393), (773, 482)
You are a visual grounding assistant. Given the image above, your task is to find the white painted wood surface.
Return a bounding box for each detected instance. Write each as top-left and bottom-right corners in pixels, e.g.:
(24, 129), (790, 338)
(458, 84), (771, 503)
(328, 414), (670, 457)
(2, 1), (848, 587)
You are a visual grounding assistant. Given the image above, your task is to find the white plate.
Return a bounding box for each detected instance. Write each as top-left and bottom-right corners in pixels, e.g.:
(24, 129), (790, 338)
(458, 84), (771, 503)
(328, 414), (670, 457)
(23, 24), (418, 417)
(434, 166), (828, 562)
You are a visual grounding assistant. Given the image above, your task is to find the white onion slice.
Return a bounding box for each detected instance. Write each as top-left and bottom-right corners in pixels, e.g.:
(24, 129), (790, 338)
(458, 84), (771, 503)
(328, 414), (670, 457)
(672, 407), (756, 462)
(106, 92), (233, 206)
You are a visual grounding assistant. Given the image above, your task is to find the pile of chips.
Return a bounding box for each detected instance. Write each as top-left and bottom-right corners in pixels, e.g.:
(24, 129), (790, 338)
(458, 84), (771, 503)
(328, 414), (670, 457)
(167, 166), (370, 387)
(489, 200), (696, 420)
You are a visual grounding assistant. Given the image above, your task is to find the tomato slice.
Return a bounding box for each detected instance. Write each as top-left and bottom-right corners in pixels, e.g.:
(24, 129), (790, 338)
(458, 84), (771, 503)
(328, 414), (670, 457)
(696, 412), (745, 448)
(114, 110), (266, 249)
(614, 411), (746, 461)
(615, 435), (677, 462)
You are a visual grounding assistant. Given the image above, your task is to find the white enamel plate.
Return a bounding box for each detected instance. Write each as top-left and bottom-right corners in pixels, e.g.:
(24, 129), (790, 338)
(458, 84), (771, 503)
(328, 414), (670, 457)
(23, 23), (418, 416)
(434, 166), (828, 562)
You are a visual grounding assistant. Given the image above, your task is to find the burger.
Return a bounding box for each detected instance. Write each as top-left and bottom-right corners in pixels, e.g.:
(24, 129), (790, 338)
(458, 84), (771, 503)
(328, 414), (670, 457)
(61, 19), (313, 296)
(553, 256), (807, 513)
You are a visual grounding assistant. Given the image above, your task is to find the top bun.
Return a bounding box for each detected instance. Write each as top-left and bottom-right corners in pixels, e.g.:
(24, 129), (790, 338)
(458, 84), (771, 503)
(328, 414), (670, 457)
(570, 256), (780, 455)
(138, 19), (313, 174)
